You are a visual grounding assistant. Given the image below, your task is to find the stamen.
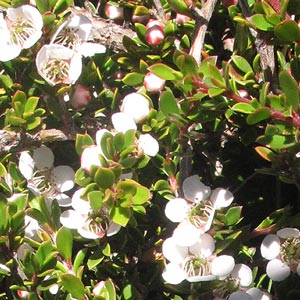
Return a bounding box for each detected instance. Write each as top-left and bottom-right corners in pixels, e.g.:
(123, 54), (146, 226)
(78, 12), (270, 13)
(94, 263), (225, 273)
(183, 255), (210, 278)
(85, 210), (110, 238)
(188, 199), (214, 229)
(280, 237), (300, 266)
(42, 59), (70, 84)
(29, 169), (57, 198)
(10, 19), (35, 47)
(53, 28), (81, 50)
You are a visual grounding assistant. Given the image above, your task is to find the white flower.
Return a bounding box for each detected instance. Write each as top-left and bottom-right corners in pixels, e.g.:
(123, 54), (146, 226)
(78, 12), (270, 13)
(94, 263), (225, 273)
(60, 188), (121, 239)
(19, 145), (75, 206)
(50, 14), (106, 57)
(246, 288), (272, 300)
(120, 93), (150, 123)
(210, 188), (234, 209)
(0, 5), (43, 62)
(228, 291), (251, 300)
(211, 255), (235, 277)
(36, 44), (82, 86)
(137, 134), (159, 156)
(81, 145), (103, 172)
(162, 233), (218, 284)
(111, 112), (137, 133)
(260, 228), (300, 281)
(172, 220), (200, 247)
(230, 263), (253, 287)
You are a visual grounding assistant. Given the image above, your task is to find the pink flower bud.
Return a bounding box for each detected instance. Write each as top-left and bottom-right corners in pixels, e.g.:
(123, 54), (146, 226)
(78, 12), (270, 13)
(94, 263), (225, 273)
(143, 72), (165, 93)
(71, 84), (91, 109)
(104, 4), (124, 21)
(175, 13), (191, 24)
(145, 25), (164, 46)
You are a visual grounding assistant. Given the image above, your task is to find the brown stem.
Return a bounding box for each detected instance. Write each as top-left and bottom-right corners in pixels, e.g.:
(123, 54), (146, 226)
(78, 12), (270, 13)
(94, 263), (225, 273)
(189, 0), (219, 65)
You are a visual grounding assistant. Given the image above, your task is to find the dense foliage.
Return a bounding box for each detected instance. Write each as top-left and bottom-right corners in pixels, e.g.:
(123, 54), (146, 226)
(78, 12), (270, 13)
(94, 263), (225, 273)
(1, 0), (300, 299)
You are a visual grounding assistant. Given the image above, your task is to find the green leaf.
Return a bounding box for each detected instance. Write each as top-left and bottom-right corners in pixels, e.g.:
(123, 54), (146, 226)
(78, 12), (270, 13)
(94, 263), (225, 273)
(24, 97), (39, 114)
(279, 70), (299, 110)
(275, 20), (300, 42)
(0, 163), (6, 177)
(35, 0), (50, 13)
(53, 0), (72, 14)
(75, 134), (95, 155)
(256, 134), (295, 149)
(73, 248), (88, 275)
(88, 191), (103, 210)
(122, 72), (144, 86)
(251, 14), (274, 31)
(87, 249), (104, 270)
(174, 51), (198, 75)
(60, 274), (85, 299)
(225, 206), (242, 226)
(159, 90), (180, 117)
(56, 227), (73, 260)
(255, 146), (275, 162)
(148, 63), (182, 80)
(94, 167), (115, 189)
(134, 184), (150, 205)
(231, 103), (255, 114)
(110, 206), (131, 226)
(231, 55), (253, 74)
(246, 108), (271, 124)
(207, 63), (226, 88)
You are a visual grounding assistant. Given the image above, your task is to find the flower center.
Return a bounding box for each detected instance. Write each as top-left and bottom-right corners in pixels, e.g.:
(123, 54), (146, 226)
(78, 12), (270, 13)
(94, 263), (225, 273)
(10, 18), (35, 47)
(280, 237), (300, 267)
(183, 255), (211, 278)
(53, 27), (81, 50)
(188, 199), (214, 229)
(28, 169), (57, 198)
(85, 210), (110, 238)
(42, 59), (70, 84)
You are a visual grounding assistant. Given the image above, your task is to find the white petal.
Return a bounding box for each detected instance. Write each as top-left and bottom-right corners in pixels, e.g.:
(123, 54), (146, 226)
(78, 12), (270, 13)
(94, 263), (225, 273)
(19, 151), (34, 180)
(77, 227), (99, 239)
(55, 193), (72, 207)
(182, 175), (211, 203)
(228, 291), (251, 300)
(60, 209), (84, 229)
(187, 274), (217, 282)
(79, 42), (106, 57)
(230, 264), (252, 287)
(106, 221), (121, 236)
(81, 145), (103, 172)
(138, 134), (159, 156)
(49, 284), (59, 294)
(172, 221), (200, 247)
(266, 259), (290, 281)
(71, 188), (91, 214)
(162, 237), (188, 264)
(24, 215), (40, 239)
(96, 129), (110, 146)
(260, 234), (280, 260)
(51, 166), (75, 192)
(0, 43), (21, 62)
(164, 198), (189, 223)
(111, 112), (137, 133)
(162, 263), (187, 284)
(121, 93), (150, 123)
(210, 188), (234, 209)
(189, 233), (215, 258)
(246, 287), (264, 300)
(211, 255), (235, 277)
(33, 146), (54, 170)
(17, 243), (34, 260)
(277, 227), (300, 239)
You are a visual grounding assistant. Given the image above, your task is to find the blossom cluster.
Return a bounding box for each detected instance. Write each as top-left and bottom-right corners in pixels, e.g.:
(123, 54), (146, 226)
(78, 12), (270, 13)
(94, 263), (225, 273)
(162, 175), (272, 300)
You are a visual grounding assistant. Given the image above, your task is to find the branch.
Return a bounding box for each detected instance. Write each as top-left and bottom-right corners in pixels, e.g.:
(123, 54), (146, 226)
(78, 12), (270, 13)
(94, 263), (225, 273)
(189, 0), (219, 65)
(0, 129), (75, 154)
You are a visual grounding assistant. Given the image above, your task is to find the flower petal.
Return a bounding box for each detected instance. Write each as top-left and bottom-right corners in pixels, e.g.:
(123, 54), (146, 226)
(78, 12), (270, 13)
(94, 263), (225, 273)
(172, 221), (200, 247)
(162, 237), (188, 264)
(210, 188), (234, 209)
(260, 234), (281, 260)
(79, 42), (107, 57)
(211, 255), (235, 277)
(33, 146), (54, 170)
(228, 291), (251, 300)
(71, 188), (91, 215)
(189, 233), (215, 258)
(111, 112), (137, 133)
(106, 221), (121, 237)
(19, 151), (35, 180)
(51, 165), (75, 193)
(55, 193), (72, 207)
(162, 263), (187, 284)
(164, 198), (189, 223)
(81, 145), (103, 172)
(246, 287), (264, 300)
(230, 264), (253, 287)
(266, 259), (290, 281)
(60, 209), (84, 229)
(182, 175), (211, 203)
(138, 134), (159, 156)
(277, 227), (300, 239)
(121, 93), (150, 123)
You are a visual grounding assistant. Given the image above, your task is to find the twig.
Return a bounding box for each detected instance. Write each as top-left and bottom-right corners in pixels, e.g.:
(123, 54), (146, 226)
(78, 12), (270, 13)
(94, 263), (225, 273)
(189, 0), (219, 66)
(238, 0), (279, 92)
(152, 0), (167, 22)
